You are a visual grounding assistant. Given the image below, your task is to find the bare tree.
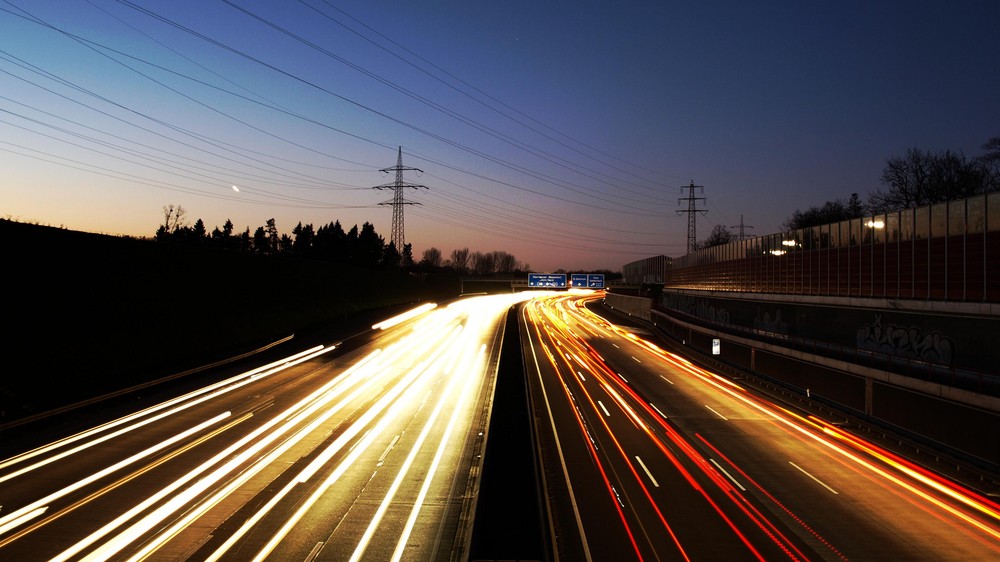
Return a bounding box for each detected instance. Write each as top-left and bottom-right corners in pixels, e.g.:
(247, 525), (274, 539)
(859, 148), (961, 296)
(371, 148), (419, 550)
(783, 197), (864, 230)
(161, 204), (187, 234)
(978, 136), (1000, 192)
(470, 251), (497, 275)
(702, 224), (732, 248)
(449, 247), (470, 273)
(869, 147), (992, 213)
(493, 251), (518, 273)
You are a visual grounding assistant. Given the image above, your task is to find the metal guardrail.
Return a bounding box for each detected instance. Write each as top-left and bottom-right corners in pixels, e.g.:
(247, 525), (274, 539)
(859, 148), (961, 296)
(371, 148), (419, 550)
(0, 334), (295, 432)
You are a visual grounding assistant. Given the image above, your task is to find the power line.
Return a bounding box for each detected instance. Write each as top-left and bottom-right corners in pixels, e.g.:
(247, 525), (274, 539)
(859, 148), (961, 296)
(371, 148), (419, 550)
(2, 1), (680, 256)
(304, 0), (681, 191)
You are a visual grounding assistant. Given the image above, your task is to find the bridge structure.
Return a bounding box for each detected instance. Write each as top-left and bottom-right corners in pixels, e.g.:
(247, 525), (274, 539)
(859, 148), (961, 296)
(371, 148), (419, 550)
(614, 192), (1000, 470)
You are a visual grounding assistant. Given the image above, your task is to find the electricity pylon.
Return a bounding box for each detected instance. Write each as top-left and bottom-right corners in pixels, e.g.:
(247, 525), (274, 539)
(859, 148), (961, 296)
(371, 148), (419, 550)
(373, 146), (427, 252)
(676, 180), (706, 254)
(731, 214), (755, 241)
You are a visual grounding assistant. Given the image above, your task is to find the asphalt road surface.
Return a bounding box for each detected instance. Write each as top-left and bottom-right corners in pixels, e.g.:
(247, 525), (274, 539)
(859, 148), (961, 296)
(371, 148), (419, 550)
(0, 294), (534, 561)
(521, 291), (1000, 561)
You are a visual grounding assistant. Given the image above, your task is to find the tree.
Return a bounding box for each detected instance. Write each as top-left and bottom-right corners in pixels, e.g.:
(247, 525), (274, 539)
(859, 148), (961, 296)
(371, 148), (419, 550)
(161, 204), (186, 233)
(847, 192), (864, 218)
(981, 137), (1000, 192)
(315, 220), (347, 262)
(492, 250), (519, 273)
(382, 241), (401, 268)
(868, 147), (993, 213)
(344, 224), (360, 263)
(239, 227), (251, 253)
(155, 204), (187, 241)
(252, 226), (268, 254)
(783, 198), (862, 231)
(402, 243), (413, 267)
(265, 218), (279, 254)
(191, 218), (207, 243)
(420, 247), (443, 269)
(702, 224), (732, 248)
(355, 222), (384, 267)
(449, 247), (470, 273)
(470, 251), (496, 275)
(292, 222), (314, 256)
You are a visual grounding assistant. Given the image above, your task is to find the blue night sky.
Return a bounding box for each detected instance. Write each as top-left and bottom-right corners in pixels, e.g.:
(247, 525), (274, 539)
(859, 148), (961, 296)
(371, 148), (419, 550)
(2, 1), (997, 271)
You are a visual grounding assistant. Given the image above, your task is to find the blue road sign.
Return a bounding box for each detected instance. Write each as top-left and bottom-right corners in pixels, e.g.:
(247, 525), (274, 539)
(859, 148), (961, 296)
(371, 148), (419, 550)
(528, 273), (567, 288)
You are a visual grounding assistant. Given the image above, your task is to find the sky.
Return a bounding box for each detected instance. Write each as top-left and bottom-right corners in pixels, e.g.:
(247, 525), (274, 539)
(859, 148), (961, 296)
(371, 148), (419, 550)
(1, 1), (998, 272)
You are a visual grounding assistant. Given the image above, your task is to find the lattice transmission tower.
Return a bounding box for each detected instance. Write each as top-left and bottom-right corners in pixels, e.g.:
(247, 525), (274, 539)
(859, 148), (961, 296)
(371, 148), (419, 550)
(676, 180), (707, 254)
(731, 214), (755, 241)
(373, 146), (427, 252)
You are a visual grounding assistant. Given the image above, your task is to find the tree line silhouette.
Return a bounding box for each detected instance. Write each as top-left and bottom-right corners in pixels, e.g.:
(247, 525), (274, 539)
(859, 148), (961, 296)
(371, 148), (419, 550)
(155, 205), (410, 269)
(153, 205), (535, 275)
(699, 136), (1000, 248)
(784, 135), (999, 231)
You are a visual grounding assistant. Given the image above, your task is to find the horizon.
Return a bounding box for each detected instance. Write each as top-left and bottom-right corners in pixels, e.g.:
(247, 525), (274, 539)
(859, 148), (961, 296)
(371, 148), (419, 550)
(2, 1), (998, 271)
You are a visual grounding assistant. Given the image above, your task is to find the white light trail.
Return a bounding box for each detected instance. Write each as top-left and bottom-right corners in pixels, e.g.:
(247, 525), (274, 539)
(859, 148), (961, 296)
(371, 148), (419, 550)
(255, 294), (529, 561)
(391, 343), (488, 561)
(56, 349), (380, 562)
(0, 507), (47, 537)
(372, 302), (437, 330)
(0, 345), (329, 478)
(205, 319), (469, 561)
(0, 412), (231, 536)
(349, 340), (478, 562)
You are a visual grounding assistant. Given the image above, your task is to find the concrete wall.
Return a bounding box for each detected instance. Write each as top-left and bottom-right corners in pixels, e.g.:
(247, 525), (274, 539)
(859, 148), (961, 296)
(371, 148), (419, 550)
(604, 292), (652, 321)
(651, 291), (1000, 468)
(659, 290), (1000, 375)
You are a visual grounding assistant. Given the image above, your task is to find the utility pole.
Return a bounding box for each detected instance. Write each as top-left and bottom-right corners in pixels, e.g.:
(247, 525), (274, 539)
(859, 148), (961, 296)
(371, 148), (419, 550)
(731, 214), (755, 240)
(676, 180), (706, 254)
(373, 146), (427, 252)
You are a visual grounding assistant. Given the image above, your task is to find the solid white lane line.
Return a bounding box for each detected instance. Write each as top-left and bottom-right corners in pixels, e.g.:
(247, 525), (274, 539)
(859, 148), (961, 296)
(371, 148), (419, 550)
(634, 456), (659, 488)
(524, 308), (593, 562)
(709, 458), (746, 491)
(789, 461), (839, 494)
(705, 405), (729, 420)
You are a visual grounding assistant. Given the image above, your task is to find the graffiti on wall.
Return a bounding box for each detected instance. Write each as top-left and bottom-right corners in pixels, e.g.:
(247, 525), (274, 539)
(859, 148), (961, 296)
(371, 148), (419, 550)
(856, 313), (954, 366)
(695, 301), (731, 325)
(662, 295), (731, 325)
(753, 307), (789, 335)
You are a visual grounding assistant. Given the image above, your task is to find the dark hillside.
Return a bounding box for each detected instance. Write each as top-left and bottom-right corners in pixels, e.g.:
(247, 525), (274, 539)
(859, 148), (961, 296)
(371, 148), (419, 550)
(2, 219), (457, 421)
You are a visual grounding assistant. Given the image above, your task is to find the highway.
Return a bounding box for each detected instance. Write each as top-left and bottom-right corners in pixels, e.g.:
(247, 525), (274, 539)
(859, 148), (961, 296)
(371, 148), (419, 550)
(0, 294), (534, 561)
(522, 291), (1000, 561)
(4, 289), (999, 561)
